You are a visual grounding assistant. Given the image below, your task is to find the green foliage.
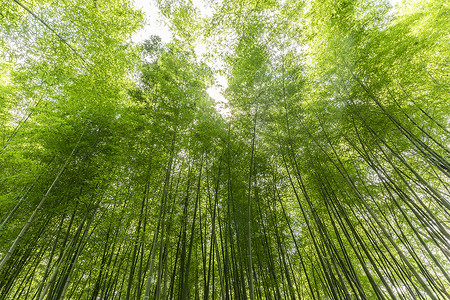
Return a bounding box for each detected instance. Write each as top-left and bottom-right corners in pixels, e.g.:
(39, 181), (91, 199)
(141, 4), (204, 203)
(0, 0), (449, 299)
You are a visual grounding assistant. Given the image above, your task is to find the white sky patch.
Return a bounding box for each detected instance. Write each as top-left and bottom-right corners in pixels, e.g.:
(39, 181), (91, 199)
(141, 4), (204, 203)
(132, 0), (214, 43)
(132, 0), (172, 43)
(207, 74), (230, 118)
(390, 0), (403, 6)
(192, 0), (214, 18)
(194, 42), (208, 58)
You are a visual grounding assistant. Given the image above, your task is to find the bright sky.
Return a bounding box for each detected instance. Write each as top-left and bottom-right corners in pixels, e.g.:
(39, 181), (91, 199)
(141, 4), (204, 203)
(132, 0), (172, 44)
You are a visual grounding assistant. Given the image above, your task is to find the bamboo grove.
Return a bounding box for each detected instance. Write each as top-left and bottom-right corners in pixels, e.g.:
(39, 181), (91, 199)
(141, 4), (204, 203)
(0, 0), (449, 299)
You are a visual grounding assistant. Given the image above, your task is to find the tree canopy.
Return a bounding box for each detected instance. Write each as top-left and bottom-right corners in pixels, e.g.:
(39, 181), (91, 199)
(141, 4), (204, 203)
(0, 0), (449, 299)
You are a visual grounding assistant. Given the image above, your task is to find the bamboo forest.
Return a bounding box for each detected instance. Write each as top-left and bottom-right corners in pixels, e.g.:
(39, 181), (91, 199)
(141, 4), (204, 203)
(0, 0), (449, 299)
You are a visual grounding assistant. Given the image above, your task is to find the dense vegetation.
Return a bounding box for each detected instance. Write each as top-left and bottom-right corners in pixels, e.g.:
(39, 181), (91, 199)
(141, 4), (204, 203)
(0, 0), (449, 299)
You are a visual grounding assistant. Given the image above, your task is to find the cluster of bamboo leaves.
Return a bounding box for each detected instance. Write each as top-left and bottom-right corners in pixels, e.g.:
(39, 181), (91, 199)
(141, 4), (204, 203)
(0, 0), (448, 299)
